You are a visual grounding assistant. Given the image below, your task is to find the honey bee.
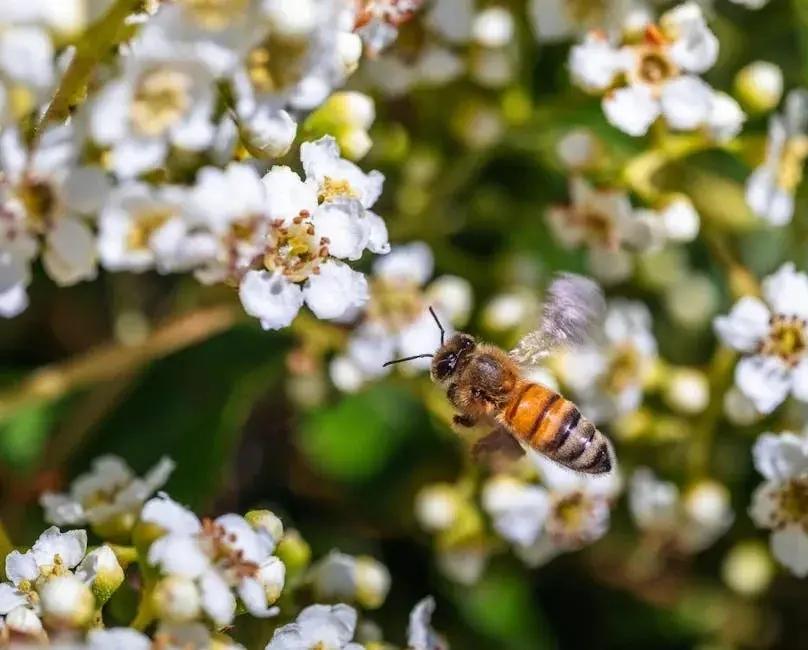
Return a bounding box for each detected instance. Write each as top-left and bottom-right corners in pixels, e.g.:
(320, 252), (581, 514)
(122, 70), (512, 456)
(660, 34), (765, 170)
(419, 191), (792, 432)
(384, 274), (613, 474)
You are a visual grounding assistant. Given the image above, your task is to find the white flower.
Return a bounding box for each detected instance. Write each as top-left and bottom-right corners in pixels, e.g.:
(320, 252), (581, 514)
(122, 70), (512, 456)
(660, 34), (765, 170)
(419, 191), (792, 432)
(714, 262), (808, 414)
(231, 137), (386, 330)
(629, 468), (732, 553)
(142, 494), (283, 625)
(355, 0), (424, 55)
(414, 484), (461, 533)
(481, 476), (550, 548)
(40, 455), (174, 532)
(750, 429), (808, 577)
(265, 603), (364, 650)
(89, 33), (218, 178)
(330, 242), (472, 391)
(745, 90), (808, 226)
(308, 551), (391, 609)
(558, 299), (658, 423)
(546, 177), (653, 284)
(570, 3), (724, 136)
(0, 126), (108, 308)
(509, 452), (620, 567)
(658, 196), (700, 242)
(0, 23), (55, 126)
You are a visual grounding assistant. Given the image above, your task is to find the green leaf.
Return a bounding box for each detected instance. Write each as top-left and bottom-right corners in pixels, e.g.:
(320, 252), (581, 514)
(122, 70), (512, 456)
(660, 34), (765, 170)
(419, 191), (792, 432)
(0, 401), (55, 469)
(299, 384), (420, 483)
(452, 564), (554, 650)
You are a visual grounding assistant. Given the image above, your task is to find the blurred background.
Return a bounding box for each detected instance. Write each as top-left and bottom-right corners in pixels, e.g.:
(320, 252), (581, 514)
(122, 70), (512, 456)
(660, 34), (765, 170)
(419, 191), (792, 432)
(3, 0), (808, 648)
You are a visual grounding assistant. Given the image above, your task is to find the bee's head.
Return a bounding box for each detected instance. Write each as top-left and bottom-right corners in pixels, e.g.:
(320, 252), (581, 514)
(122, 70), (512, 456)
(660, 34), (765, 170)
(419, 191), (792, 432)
(431, 333), (475, 384)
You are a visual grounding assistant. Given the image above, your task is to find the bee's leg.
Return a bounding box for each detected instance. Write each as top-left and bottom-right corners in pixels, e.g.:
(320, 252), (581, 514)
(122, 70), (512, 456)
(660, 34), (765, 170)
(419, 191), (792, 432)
(453, 413), (477, 428)
(472, 427), (525, 462)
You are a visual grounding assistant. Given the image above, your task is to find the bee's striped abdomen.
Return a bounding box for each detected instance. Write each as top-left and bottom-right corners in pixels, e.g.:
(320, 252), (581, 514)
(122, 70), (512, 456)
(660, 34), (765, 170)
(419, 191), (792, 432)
(502, 382), (612, 474)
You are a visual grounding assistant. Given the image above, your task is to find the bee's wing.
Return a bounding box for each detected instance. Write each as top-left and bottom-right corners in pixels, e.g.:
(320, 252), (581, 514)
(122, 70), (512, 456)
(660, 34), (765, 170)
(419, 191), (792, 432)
(510, 273), (605, 366)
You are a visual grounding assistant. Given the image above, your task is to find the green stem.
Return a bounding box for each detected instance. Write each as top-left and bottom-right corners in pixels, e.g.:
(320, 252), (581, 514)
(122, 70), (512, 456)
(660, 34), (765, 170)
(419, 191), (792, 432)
(31, 0), (142, 142)
(130, 588), (154, 631)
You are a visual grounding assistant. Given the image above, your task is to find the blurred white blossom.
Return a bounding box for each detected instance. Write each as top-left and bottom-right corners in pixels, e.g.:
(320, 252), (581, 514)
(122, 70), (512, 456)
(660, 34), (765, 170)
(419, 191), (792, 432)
(265, 603), (364, 650)
(714, 262), (808, 414)
(746, 90), (808, 226)
(750, 429), (808, 577)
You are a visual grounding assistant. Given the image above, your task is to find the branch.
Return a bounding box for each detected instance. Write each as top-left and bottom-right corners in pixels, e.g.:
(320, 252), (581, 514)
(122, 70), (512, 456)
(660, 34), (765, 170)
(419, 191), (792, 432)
(32, 0), (142, 140)
(0, 304), (244, 422)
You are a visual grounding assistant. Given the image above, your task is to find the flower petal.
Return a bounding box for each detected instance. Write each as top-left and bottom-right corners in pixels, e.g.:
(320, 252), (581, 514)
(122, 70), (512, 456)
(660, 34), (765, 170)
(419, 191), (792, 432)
(770, 525), (808, 577)
(5, 551), (38, 586)
(239, 270), (304, 330)
(713, 296), (771, 352)
(762, 262), (808, 318)
(199, 569), (235, 627)
(735, 355), (791, 415)
(31, 527), (87, 569)
(603, 85), (660, 137)
(141, 494), (201, 535)
(660, 76), (713, 131)
(303, 261), (368, 320)
(752, 431), (808, 481)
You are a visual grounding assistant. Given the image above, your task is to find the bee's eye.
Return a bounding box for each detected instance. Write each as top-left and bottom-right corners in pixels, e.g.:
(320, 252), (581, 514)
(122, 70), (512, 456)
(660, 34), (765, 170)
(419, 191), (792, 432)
(435, 355), (457, 380)
(459, 337), (474, 350)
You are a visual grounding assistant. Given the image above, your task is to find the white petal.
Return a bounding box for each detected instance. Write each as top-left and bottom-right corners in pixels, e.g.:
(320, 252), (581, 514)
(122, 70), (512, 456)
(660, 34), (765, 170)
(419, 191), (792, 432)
(141, 494), (201, 535)
(63, 166), (111, 214)
(762, 262), (808, 318)
(237, 578), (276, 618)
(32, 527), (87, 569)
(568, 35), (627, 92)
(89, 80), (131, 145)
(660, 76), (714, 131)
(87, 628), (152, 650)
(312, 201), (367, 261)
(666, 14), (719, 74)
(238, 270), (304, 330)
(364, 210), (390, 255)
(792, 359), (808, 404)
(0, 26), (54, 88)
(109, 138), (168, 179)
(0, 584), (27, 615)
(372, 241), (433, 285)
(0, 284), (29, 318)
(746, 166), (793, 226)
(199, 569), (235, 626)
(770, 525), (808, 577)
(752, 431), (808, 481)
(43, 218), (97, 286)
(407, 596), (440, 650)
(603, 85), (660, 136)
(303, 261), (368, 320)
(735, 355), (791, 415)
(713, 296), (770, 352)
(241, 107), (297, 158)
(147, 535), (209, 579)
(39, 493), (86, 526)
(707, 91), (745, 142)
(5, 551), (38, 585)
(261, 166), (317, 223)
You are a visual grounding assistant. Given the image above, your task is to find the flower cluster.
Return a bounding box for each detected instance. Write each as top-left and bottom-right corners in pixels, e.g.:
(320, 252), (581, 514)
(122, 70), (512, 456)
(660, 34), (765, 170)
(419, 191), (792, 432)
(0, 0), (416, 326)
(569, 2), (743, 138)
(1, 455), (447, 648)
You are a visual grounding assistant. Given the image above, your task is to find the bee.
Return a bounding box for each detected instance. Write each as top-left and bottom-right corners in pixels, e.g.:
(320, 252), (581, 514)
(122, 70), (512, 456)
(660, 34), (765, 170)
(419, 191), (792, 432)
(384, 274), (613, 474)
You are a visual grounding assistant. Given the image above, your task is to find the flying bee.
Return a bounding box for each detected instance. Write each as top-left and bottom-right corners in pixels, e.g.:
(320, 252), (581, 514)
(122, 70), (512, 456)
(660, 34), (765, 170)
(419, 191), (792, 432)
(384, 273), (613, 474)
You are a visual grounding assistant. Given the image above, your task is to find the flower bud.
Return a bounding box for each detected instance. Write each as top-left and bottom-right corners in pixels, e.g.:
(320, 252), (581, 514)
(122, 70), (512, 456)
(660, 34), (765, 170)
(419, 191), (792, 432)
(245, 510), (284, 546)
(684, 480), (732, 530)
(337, 33), (363, 75)
(722, 540), (774, 596)
(471, 7), (514, 48)
(240, 109), (298, 159)
(40, 575), (95, 629)
(264, 0), (316, 38)
(427, 275), (472, 327)
(665, 273), (719, 329)
(275, 529), (311, 579)
(75, 545), (124, 605)
(354, 556), (391, 610)
(557, 129), (601, 171)
(414, 484), (460, 532)
(723, 386), (762, 426)
(735, 61), (783, 114)
(257, 557), (286, 605)
(659, 196), (700, 242)
(152, 576), (201, 623)
(664, 368), (709, 414)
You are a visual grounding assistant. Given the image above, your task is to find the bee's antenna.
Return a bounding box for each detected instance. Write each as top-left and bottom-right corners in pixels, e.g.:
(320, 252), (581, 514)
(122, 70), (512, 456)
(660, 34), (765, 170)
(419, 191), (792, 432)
(383, 353), (435, 368)
(429, 306), (445, 345)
